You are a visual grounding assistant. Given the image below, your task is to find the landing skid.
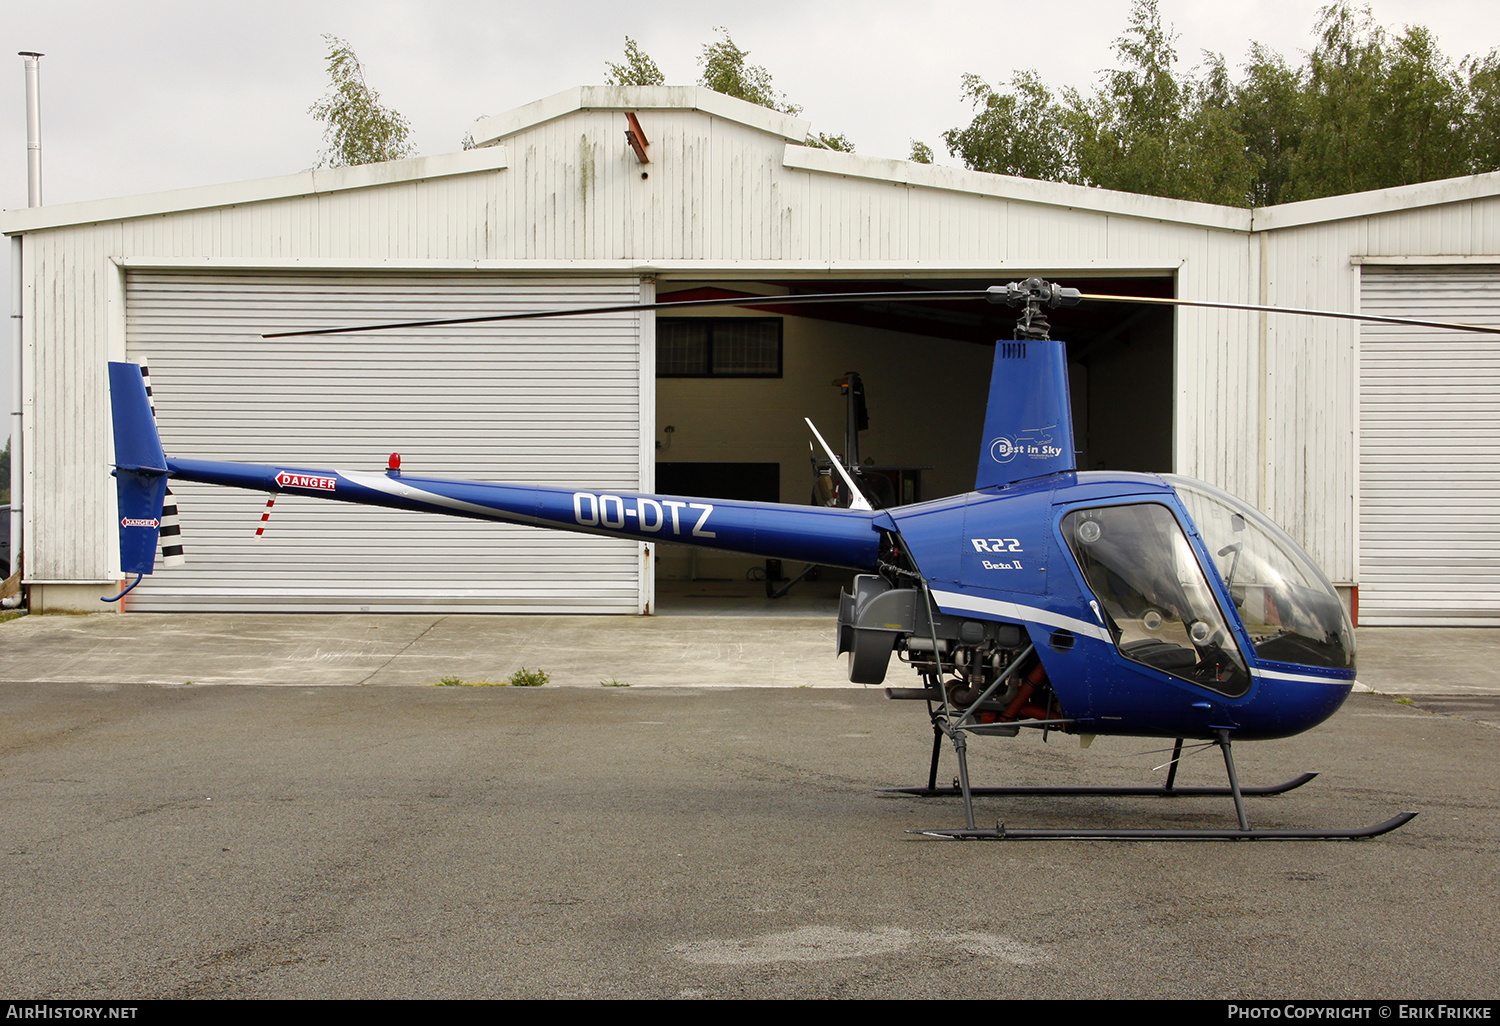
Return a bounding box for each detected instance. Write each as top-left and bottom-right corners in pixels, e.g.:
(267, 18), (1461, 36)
(917, 814), (1418, 841)
(901, 729), (1416, 841)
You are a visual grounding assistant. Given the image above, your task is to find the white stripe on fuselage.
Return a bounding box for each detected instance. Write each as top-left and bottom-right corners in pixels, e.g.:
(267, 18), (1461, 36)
(339, 470), (552, 527)
(932, 588), (1352, 686)
(1249, 667), (1354, 687)
(929, 588), (1114, 643)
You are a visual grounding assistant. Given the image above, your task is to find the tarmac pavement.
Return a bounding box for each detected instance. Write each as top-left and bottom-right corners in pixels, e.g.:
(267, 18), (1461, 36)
(0, 682), (1495, 999)
(1, 587), (1496, 999)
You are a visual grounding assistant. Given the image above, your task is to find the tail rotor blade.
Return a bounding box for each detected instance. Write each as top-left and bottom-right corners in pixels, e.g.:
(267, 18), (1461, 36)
(159, 487), (186, 566)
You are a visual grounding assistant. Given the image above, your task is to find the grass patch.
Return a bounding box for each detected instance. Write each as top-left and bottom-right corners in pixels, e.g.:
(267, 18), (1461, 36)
(0, 610), (27, 625)
(434, 667), (549, 687)
(1393, 696), (1414, 706)
(600, 677), (629, 687)
(508, 667), (549, 687)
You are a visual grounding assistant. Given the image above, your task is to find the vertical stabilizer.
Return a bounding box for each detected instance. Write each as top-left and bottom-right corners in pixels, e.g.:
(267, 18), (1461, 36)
(974, 339), (1076, 490)
(108, 362), (169, 575)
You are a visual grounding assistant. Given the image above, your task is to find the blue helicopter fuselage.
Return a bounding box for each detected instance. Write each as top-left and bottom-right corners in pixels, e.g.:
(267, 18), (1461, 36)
(888, 472), (1354, 742)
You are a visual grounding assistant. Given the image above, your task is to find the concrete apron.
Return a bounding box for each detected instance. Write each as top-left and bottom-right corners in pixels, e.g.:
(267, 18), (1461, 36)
(1, 611), (1496, 696)
(0, 613), (857, 689)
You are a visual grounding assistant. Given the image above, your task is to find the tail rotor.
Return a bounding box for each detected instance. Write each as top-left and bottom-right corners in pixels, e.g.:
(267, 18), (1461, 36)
(139, 364), (185, 567)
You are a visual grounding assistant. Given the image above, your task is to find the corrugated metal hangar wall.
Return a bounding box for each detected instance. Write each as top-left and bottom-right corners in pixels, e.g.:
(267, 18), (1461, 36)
(6, 86), (1500, 622)
(1358, 265), (1500, 624)
(124, 271), (649, 612)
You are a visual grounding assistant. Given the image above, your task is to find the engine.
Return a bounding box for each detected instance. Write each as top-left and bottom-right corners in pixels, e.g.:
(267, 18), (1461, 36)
(836, 574), (1056, 726)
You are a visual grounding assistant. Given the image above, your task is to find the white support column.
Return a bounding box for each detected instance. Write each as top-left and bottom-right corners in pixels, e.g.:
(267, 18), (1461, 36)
(638, 274), (656, 615)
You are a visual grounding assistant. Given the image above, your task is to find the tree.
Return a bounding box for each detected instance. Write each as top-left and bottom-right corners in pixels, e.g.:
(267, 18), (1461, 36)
(941, 70), (1079, 182)
(909, 141), (934, 164)
(605, 37), (665, 86)
(1175, 52), (1259, 207)
(309, 35), (415, 168)
(943, 0), (1500, 207)
(943, 4), (1254, 203)
(694, 28), (853, 151)
(1283, 8), (1469, 201)
(606, 29), (853, 152)
(1060, 2), (1255, 204)
(1466, 48), (1500, 174)
(1372, 25), (1469, 187)
(808, 132), (855, 152)
(698, 28), (801, 115)
(1235, 44), (1307, 206)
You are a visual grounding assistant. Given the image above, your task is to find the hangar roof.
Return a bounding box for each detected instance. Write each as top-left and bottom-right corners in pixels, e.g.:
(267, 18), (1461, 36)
(0, 148), (508, 235)
(4, 84), (1500, 237)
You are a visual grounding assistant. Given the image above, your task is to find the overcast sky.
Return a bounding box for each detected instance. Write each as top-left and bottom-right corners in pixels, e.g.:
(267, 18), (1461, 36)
(4, 0), (1500, 441)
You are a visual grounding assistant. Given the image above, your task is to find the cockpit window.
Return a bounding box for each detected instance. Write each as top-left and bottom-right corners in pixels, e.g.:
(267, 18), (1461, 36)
(1062, 503), (1251, 697)
(1168, 476), (1354, 672)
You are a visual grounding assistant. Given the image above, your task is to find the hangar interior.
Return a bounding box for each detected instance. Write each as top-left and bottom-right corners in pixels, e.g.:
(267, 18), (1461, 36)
(651, 275), (1175, 582)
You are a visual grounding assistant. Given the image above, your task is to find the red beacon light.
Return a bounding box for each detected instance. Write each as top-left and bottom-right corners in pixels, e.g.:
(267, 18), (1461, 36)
(387, 453), (401, 474)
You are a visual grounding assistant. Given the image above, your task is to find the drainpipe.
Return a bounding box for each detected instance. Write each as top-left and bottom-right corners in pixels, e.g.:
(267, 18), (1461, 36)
(6, 234), (20, 607)
(6, 52), (42, 607)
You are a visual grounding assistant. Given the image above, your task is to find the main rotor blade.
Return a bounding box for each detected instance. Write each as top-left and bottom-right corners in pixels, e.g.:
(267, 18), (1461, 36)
(262, 282), (1500, 338)
(261, 289), (992, 338)
(1079, 292), (1500, 336)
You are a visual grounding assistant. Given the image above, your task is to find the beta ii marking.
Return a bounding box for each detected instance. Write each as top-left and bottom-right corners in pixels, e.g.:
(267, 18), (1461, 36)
(573, 492), (716, 538)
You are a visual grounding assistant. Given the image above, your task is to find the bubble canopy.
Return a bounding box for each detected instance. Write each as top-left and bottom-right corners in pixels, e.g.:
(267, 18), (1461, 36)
(1168, 476), (1355, 674)
(1060, 477), (1354, 698)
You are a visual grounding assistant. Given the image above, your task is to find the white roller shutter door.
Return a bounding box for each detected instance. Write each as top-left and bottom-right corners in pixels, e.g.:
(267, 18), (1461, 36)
(1359, 265), (1500, 625)
(123, 271), (648, 612)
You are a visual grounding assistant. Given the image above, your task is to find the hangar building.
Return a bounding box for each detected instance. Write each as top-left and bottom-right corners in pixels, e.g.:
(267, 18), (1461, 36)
(4, 86), (1499, 624)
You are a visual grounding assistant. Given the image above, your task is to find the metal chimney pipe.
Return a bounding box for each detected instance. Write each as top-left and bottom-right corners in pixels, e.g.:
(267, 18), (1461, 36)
(20, 52), (43, 207)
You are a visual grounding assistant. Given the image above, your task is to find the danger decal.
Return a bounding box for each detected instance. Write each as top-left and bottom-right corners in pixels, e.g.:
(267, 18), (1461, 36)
(275, 472), (337, 492)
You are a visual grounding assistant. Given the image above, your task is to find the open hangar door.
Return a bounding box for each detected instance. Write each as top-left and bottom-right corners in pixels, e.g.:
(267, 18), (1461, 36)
(650, 275), (1175, 586)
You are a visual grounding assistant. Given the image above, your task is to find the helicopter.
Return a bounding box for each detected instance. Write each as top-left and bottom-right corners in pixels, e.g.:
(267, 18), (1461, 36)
(106, 278), (1500, 840)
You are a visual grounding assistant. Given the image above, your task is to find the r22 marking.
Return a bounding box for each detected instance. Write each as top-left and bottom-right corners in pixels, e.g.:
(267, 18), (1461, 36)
(573, 492), (716, 538)
(971, 538), (1022, 553)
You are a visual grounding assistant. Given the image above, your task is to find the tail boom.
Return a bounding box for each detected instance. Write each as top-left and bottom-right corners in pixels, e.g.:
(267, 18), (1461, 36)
(165, 457), (887, 571)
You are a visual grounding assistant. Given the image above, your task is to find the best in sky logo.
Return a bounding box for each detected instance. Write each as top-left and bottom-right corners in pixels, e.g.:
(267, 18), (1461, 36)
(989, 436), (1020, 463)
(989, 425), (1064, 464)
